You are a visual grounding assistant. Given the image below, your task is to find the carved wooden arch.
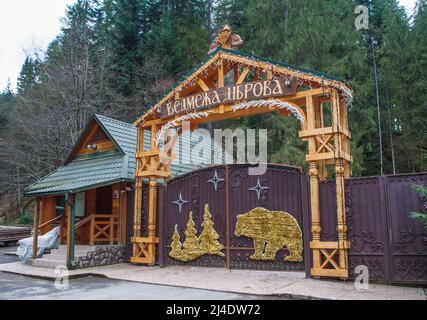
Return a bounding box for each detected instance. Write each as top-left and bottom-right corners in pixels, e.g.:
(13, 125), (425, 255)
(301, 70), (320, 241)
(153, 99), (307, 173)
(131, 27), (352, 279)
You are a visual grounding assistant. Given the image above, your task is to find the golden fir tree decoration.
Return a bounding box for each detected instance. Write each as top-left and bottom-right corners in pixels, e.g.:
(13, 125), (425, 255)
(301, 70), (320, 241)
(169, 224), (183, 260)
(168, 204), (225, 262)
(199, 204), (224, 256)
(182, 211), (201, 255)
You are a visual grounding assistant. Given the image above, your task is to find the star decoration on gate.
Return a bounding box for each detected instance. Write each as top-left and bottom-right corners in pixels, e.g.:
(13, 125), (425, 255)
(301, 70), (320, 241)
(249, 178), (269, 200)
(207, 170), (225, 191)
(172, 192), (188, 213)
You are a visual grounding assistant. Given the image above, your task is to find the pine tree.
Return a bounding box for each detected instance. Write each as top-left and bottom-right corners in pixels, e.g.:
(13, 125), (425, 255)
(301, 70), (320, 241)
(17, 57), (38, 94)
(108, 0), (144, 95)
(182, 211), (201, 255)
(169, 224), (184, 259)
(199, 204), (224, 256)
(0, 80), (16, 133)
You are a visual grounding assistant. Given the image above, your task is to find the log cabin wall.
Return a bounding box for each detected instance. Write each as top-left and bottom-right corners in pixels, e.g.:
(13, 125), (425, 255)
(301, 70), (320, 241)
(41, 196), (56, 234)
(75, 126), (116, 157)
(85, 189), (97, 215)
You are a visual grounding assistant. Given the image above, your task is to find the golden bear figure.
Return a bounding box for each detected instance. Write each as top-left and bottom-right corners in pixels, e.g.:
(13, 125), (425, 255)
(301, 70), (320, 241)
(234, 207), (303, 262)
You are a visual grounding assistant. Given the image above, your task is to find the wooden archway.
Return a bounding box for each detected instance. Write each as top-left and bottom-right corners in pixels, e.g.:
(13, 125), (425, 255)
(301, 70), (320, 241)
(131, 26), (352, 278)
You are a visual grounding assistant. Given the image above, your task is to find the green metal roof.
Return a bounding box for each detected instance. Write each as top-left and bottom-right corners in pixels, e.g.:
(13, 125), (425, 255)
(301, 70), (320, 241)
(95, 114), (137, 157)
(24, 115), (211, 196)
(24, 152), (130, 196)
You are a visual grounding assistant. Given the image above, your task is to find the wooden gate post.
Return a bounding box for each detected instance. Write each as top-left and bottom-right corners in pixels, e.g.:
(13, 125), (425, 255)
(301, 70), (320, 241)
(309, 163), (321, 269)
(131, 124), (167, 264)
(131, 126), (145, 261)
(305, 94), (322, 271)
(301, 90), (351, 278)
(132, 177), (143, 258)
(335, 159), (349, 269)
(332, 90), (350, 271)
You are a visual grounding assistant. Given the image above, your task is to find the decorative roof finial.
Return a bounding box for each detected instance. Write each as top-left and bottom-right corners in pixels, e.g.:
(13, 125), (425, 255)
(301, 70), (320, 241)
(208, 25), (243, 54)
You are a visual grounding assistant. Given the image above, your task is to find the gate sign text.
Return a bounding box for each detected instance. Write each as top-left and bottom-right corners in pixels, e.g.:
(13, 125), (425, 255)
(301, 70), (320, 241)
(160, 77), (298, 119)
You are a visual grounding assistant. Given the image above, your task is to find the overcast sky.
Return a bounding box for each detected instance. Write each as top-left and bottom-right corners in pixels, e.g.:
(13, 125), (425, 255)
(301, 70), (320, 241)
(0, 0), (418, 91)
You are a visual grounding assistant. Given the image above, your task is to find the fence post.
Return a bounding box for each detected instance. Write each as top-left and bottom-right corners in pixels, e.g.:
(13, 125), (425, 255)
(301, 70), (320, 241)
(89, 215), (94, 246)
(110, 216), (114, 244)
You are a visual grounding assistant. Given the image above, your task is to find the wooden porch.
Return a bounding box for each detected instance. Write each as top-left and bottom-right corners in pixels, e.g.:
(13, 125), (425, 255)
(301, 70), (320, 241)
(39, 213), (119, 246)
(32, 183), (128, 262)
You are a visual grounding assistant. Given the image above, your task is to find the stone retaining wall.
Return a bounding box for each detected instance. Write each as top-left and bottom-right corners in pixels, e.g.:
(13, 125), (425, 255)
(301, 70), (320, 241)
(76, 245), (125, 268)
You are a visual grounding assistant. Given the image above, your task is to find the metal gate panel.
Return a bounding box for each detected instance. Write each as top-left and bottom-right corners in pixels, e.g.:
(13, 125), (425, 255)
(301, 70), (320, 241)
(227, 165), (305, 271)
(318, 173), (427, 284)
(386, 174), (427, 284)
(163, 164), (306, 271)
(163, 166), (227, 267)
(345, 177), (391, 282)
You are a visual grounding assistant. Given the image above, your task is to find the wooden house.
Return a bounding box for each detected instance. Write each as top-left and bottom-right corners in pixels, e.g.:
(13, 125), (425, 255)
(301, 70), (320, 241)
(24, 114), (208, 267)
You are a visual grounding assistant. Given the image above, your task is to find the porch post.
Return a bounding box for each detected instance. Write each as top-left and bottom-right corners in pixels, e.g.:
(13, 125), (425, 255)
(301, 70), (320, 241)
(32, 197), (40, 259)
(65, 193), (75, 268)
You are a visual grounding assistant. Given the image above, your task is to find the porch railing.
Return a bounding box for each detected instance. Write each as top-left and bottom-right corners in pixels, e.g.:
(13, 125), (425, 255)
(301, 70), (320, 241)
(38, 214), (63, 234)
(60, 214), (118, 246)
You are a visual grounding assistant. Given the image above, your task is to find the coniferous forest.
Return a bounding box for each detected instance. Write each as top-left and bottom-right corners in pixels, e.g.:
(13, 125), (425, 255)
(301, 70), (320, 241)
(0, 0), (426, 218)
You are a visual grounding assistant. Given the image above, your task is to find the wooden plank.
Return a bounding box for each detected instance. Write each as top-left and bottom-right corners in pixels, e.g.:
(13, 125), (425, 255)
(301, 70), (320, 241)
(132, 236), (159, 244)
(136, 150), (160, 158)
(299, 127), (334, 138)
(77, 140), (115, 155)
(218, 59), (225, 113)
(137, 170), (171, 178)
(130, 256), (152, 264)
(66, 194), (74, 263)
(85, 189), (96, 216)
(310, 241), (351, 249)
(89, 215), (94, 246)
(306, 151), (352, 162)
(311, 267), (348, 278)
(150, 124), (157, 150)
(197, 78), (210, 92)
(41, 196), (55, 234)
(233, 64), (239, 83)
(299, 126), (351, 139)
(32, 198), (40, 259)
(236, 67), (249, 84)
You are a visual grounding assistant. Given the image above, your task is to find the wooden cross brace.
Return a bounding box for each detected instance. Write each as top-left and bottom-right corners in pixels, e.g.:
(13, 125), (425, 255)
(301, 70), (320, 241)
(94, 223), (110, 239)
(315, 134), (335, 154)
(135, 242), (149, 259)
(320, 248), (339, 270)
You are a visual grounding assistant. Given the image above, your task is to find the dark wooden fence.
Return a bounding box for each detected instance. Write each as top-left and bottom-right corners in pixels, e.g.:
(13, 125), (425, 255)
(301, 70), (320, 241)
(319, 173), (427, 285)
(126, 167), (427, 285)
